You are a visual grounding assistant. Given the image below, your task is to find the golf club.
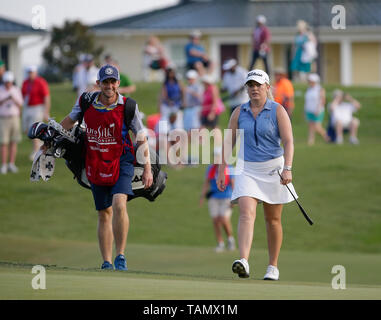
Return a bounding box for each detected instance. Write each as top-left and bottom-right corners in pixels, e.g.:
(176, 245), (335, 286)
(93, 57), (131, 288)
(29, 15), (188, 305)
(277, 170), (314, 225)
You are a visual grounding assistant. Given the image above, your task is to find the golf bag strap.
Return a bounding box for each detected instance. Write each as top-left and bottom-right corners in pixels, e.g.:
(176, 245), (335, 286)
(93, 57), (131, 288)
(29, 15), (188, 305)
(77, 91), (137, 130)
(77, 91), (98, 128)
(123, 97), (137, 130)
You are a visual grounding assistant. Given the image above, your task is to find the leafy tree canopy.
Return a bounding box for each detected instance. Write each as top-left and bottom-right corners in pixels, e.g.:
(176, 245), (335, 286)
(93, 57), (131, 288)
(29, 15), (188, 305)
(43, 20), (103, 80)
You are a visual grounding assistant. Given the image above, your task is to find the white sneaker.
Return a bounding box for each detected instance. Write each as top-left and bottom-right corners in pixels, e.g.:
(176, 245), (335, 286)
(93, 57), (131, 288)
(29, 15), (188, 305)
(1, 164), (7, 174)
(263, 265), (279, 281)
(232, 258), (250, 278)
(215, 242), (225, 253)
(349, 136), (359, 145)
(336, 136), (343, 145)
(8, 163), (18, 173)
(227, 237), (236, 251)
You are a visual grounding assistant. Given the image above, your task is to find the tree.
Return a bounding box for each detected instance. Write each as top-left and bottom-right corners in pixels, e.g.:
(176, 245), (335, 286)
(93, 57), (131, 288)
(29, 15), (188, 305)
(42, 20), (103, 81)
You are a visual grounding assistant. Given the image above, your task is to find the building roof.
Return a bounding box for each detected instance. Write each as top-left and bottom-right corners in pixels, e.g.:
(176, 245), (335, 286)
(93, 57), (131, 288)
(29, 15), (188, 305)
(92, 0), (381, 32)
(0, 16), (45, 35)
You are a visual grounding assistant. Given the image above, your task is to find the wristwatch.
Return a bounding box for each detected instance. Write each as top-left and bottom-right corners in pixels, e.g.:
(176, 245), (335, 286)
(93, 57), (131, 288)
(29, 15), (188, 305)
(283, 165), (292, 171)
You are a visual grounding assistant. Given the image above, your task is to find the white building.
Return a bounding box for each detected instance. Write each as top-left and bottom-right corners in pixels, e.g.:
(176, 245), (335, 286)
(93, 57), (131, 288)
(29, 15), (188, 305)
(0, 15), (46, 85)
(91, 0), (381, 86)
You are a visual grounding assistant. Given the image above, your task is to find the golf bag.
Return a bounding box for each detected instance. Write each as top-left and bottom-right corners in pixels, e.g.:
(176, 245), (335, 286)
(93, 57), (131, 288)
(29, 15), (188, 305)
(28, 103), (167, 202)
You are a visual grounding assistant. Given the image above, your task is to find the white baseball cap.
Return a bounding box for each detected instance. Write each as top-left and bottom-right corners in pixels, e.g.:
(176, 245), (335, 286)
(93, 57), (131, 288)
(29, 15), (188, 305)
(186, 69), (198, 79)
(245, 69), (270, 85)
(166, 62), (177, 71)
(307, 73), (320, 83)
(222, 59), (237, 71)
(3, 71), (14, 83)
(190, 29), (202, 38)
(257, 15), (267, 24)
(79, 53), (87, 62)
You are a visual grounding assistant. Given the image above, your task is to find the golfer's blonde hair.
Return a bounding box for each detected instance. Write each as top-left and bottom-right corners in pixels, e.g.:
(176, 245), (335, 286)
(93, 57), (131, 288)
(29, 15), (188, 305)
(267, 85), (274, 100)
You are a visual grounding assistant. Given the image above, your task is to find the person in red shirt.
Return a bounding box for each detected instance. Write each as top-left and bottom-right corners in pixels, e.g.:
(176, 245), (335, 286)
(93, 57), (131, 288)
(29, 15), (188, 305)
(200, 74), (225, 130)
(21, 65), (51, 160)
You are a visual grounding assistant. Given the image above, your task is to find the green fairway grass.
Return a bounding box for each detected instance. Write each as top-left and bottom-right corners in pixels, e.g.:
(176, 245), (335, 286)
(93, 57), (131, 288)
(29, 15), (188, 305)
(1, 268), (380, 300)
(0, 235), (380, 299)
(0, 82), (380, 300)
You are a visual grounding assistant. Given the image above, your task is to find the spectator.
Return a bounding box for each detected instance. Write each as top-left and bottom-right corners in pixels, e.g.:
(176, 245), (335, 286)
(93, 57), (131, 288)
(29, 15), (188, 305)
(159, 66), (184, 132)
(183, 69), (202, 133)
(158, 66), (189, 167)
(200, 148), (235, 253)
(119, 72), (136, 97)
(0, 71), (23, 174)
(185, 30), (213, 76)
(142, 36), (168, 81)
(248, 15), (271, 75)
(75, 54), (99, 97)
(221, 59), (249, 114)
(0, 60), (5, 85)
(85, 71), (99, 93)
(146, 113), (161, 152)
(273, 67), (295, 118)
(304, 73), (330, 145)
(104, 54), (114, 65)
(329, 90), (361, 145)
(72, 54), (86, 92)
(290, 20), (317, 82)
(200, 74), (224, 130)
(21, 65), (51, 160)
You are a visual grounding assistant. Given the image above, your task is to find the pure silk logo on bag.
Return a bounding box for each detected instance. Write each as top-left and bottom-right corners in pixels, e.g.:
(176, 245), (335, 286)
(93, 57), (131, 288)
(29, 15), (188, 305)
(86, 123), (117, 145)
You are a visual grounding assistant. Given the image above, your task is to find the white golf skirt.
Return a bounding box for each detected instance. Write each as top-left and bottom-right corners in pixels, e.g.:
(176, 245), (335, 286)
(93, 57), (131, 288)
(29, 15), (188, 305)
(231, 156), (298, 204)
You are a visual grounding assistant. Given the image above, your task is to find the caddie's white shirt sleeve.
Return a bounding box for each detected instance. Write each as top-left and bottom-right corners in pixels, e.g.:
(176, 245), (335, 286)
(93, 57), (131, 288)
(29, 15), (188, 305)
(130, 103), (146, 136)
(68, 97), (81, 122)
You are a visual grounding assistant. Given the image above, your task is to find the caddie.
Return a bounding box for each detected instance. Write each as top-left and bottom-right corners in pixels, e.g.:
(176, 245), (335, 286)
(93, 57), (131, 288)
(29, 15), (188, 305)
(60, 64), (153, 270)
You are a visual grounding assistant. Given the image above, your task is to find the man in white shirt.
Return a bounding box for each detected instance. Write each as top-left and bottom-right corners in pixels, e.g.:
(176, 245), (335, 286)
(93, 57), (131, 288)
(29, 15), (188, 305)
(221, 59), (249, 114)
(75, 54), (99, 97)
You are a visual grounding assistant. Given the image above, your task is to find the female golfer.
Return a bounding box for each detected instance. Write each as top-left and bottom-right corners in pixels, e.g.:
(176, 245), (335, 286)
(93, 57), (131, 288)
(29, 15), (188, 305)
(217, 69), (297, 281)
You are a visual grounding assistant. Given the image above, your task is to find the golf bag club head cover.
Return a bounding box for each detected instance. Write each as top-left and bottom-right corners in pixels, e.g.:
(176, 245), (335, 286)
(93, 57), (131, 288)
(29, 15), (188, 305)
(28, 122), (56, 142)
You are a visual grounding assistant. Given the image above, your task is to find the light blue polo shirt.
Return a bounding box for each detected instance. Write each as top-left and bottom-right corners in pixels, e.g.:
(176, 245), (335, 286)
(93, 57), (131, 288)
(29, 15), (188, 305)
(238, 99), (283, 162)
